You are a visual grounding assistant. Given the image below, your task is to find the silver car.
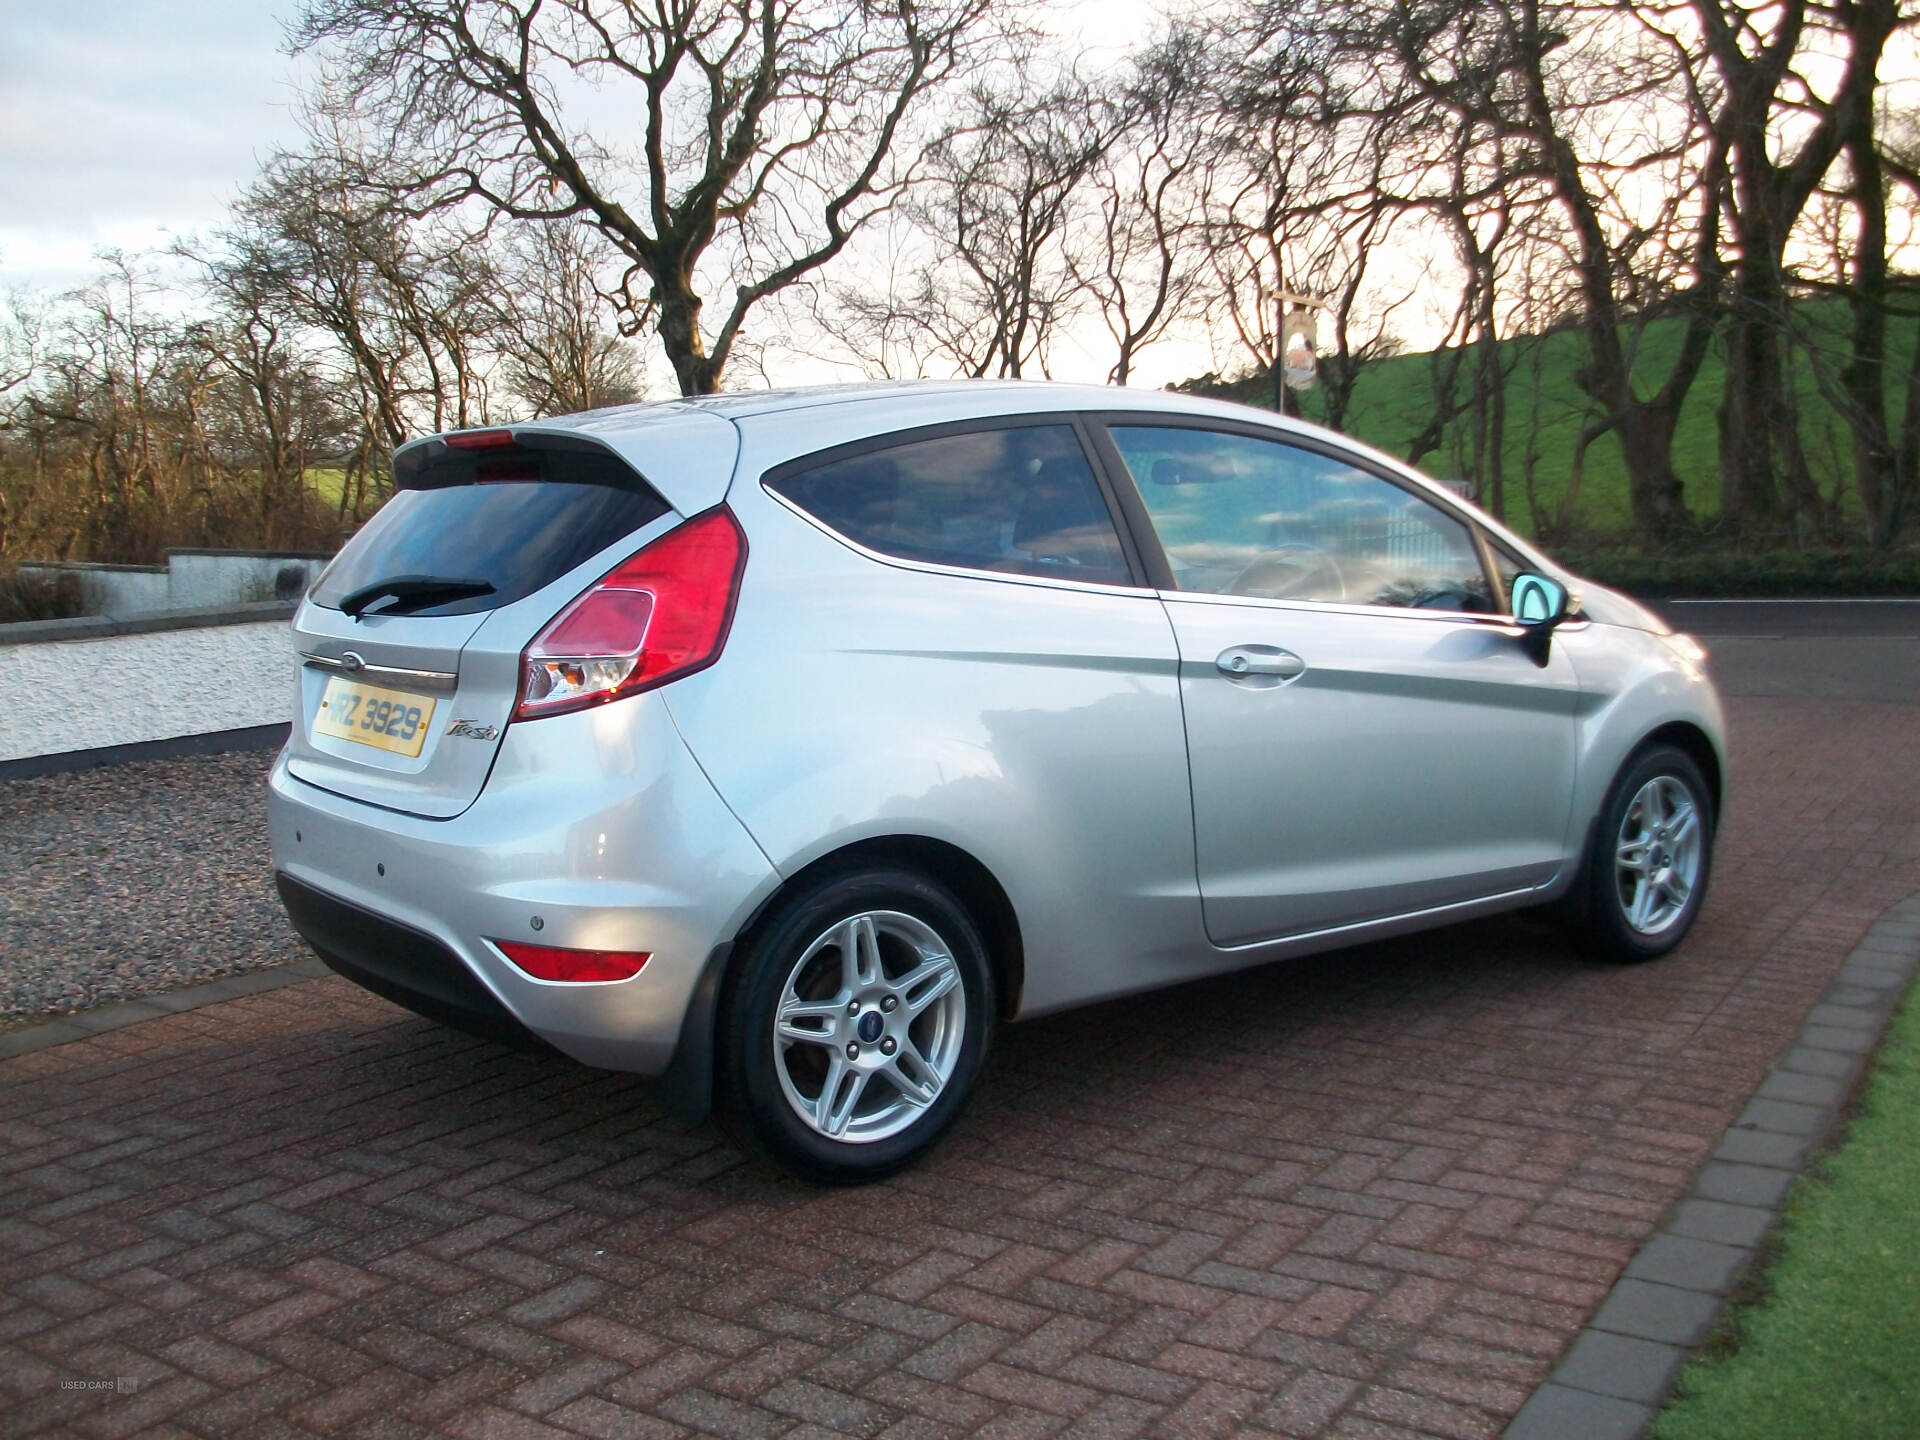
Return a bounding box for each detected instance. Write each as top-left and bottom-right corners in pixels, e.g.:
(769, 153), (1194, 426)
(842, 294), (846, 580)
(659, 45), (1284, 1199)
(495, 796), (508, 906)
(269, 381), (1723, 1181)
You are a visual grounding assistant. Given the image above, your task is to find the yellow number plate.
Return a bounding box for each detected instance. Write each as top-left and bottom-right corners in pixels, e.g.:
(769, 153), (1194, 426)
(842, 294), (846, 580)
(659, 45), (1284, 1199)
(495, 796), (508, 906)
(313, 677), (437, 758)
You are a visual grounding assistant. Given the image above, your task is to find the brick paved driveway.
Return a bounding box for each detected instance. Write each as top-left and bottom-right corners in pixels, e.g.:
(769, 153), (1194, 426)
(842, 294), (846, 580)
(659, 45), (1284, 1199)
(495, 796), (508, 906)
(5, 692), (1918, 1440)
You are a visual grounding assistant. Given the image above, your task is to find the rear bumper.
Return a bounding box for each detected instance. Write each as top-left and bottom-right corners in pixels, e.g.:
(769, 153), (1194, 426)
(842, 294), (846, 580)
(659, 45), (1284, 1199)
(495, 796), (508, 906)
(267, 693), (779, 1075)
(277, 872), (554, 1051)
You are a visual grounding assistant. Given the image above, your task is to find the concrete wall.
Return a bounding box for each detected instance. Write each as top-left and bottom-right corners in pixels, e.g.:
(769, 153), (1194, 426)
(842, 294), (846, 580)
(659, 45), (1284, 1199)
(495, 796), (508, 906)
(18, 550), (329, 619)
(16, 563), (171, 616)
(0, 613), (296, 764)
(166, 551), (329, 610)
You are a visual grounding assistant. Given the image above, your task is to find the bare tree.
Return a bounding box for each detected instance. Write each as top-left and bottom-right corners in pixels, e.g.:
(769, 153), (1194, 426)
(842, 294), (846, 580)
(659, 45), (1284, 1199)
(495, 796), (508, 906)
(0, 289), (45, 556)
(1218, 0), (1724, 538)
(1444, 0), (1722, 541)
(898, 76), (1123, 378)
(293, 0), (1005, 396)
(217, 136), (506, 517)
(31, 257), (186, 562)
(497, 222), (646, 416)
(1409, 123), (1550, 522)
(1687, 0), (1901, 538)
(1185, 7), (1416, 430)
(1809, 97), (1920, 549)
(796, 233), (931, 379)
(188, 249), (359, 549)
(3, 255), (343, 564)
(1072, 33), (1207, 386)
(0, 290), (39, 402)
(1190, 18), (1330, 416)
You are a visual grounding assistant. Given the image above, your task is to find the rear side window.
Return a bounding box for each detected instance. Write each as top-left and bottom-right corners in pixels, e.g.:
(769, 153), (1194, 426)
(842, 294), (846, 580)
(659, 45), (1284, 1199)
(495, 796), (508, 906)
(767, 424), (1132, 585)
(312, 440), (670, 618)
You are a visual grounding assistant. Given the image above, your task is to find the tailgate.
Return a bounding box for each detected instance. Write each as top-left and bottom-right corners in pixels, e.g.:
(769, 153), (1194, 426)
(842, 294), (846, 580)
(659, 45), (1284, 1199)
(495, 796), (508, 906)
(285, 412), (739, 818)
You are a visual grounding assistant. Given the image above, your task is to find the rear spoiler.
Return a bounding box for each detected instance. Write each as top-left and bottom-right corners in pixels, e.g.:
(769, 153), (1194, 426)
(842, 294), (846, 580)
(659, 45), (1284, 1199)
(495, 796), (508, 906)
(394, 429), (658, 496)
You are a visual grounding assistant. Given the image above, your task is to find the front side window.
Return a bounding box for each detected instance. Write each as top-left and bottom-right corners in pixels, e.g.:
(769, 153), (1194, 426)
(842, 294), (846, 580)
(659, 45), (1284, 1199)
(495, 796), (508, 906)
(1106, 426), (1495, 613)
(768, 424), (1132, 585)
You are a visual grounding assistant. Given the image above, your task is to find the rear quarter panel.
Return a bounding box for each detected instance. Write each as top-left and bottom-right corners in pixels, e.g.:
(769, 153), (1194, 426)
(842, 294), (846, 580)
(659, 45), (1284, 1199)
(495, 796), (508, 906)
(663, 408), (1209, 1017)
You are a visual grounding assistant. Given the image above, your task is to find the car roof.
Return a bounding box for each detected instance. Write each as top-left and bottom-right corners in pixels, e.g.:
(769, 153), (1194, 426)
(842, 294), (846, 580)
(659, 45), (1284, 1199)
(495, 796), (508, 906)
(518, 378), (1286, 434)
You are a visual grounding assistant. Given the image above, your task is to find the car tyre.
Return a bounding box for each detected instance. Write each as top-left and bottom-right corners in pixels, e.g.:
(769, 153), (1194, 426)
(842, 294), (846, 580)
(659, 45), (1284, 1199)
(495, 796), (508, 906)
(1577, 744), (1715, 963)
(716, 864), (994, 1183)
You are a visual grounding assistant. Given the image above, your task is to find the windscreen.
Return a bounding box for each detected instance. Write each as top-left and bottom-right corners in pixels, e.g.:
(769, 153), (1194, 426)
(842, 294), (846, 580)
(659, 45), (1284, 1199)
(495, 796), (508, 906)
(311, 445), (670, 618)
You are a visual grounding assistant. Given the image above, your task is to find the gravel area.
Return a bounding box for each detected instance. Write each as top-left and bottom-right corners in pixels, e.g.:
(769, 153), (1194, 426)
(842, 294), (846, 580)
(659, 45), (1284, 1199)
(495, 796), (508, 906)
(0, 748), (301, 1026)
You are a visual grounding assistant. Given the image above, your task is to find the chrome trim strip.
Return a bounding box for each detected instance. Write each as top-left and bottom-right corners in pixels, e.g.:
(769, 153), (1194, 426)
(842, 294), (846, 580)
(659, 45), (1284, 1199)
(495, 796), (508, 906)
(1217, 882), (1550, 953)
(300, 652), (459, 693)
(1156, 587), (1545, 628)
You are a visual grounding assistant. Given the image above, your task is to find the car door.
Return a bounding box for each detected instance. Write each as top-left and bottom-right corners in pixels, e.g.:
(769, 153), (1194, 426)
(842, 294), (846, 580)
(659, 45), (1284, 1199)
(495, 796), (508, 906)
(1092, 419), (1580, 947)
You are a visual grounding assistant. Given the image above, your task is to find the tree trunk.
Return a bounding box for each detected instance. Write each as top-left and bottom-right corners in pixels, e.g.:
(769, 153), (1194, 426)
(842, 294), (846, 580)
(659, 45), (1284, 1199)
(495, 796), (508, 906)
(656, 284), (720, 396)
(1479, 329), (1508, 523)
(1471, 262), (1506, 521)
(1577, 311), (1692, 543)
(1898, 318), (1920, 541)
(1616, 401), (1689, 540)
(1720, 285), (1829, 540)
(1839, 129), (1903, 549)
(1717, 289), (1779, 532)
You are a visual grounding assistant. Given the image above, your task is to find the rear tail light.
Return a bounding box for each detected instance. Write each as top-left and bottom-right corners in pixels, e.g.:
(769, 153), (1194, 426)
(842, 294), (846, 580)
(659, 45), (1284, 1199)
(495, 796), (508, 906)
(494, 940), (650, 982)
(513, 506), (746, 721)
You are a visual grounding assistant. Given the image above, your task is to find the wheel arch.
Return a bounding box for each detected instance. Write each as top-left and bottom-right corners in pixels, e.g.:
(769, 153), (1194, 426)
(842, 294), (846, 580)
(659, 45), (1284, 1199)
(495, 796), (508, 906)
(652, 832), (1026, 1127)
(1637, 720), (1723, 819)
(762, 835), (1027, 1020)
(1566, 720), (1720, 961)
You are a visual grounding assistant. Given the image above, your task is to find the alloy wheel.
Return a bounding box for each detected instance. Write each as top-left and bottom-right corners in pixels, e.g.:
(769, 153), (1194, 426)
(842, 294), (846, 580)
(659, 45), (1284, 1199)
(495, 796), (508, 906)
(1613, 775), (1704, 936)
(771, 910), (967, 1144)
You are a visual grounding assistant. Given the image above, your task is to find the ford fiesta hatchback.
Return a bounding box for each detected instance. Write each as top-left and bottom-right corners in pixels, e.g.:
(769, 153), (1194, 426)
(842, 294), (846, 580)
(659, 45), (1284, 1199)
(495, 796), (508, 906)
(270, 381), (1724, 1181)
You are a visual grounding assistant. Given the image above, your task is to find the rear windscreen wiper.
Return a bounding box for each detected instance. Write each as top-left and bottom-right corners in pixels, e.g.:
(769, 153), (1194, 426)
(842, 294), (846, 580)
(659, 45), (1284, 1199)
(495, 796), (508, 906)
(337, 575), (496, 619)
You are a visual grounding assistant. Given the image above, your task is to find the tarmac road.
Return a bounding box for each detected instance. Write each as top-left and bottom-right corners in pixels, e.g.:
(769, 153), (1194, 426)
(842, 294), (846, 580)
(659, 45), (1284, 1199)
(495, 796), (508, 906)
(1653, 597), (1920, 704)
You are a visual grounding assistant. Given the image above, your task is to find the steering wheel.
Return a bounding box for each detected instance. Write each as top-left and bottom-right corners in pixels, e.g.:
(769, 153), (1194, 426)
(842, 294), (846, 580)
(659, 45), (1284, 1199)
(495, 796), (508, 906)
(1225, 544), (1346, 601)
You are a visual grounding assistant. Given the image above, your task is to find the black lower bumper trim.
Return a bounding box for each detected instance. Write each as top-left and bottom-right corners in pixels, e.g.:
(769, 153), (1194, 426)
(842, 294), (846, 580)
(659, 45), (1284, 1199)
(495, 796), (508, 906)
(275, 872), (554, 1053)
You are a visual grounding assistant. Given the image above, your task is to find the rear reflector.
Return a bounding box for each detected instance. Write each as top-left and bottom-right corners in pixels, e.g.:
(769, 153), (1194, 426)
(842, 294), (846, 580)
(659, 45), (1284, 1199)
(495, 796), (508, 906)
(443, 428), (517, 450)
(494, 940), (651, 983)
(514, 505), (747, 720)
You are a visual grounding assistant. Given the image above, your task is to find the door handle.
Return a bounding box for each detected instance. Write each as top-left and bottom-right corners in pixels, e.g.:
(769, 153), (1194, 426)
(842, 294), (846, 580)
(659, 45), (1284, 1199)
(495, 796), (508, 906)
(1215, 645), (1305, 680)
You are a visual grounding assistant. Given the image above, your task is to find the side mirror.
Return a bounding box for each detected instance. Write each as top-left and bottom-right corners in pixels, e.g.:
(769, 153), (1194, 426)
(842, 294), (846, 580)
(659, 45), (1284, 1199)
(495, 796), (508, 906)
(1509, 573), (1570, 664)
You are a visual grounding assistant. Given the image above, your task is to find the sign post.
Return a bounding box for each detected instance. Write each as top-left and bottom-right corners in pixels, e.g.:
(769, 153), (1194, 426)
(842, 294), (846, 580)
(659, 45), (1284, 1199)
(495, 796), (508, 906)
(1271, 290), (1327, 416)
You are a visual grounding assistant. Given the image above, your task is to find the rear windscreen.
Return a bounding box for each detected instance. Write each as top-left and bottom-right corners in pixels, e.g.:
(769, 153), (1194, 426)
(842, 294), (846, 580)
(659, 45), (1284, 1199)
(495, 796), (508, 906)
(311, 450), (670, 618)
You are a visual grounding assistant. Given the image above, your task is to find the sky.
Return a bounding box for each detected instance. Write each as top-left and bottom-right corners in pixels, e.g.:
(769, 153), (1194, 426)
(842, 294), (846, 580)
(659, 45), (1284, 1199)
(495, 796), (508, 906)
(0, 0), (315, 288)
